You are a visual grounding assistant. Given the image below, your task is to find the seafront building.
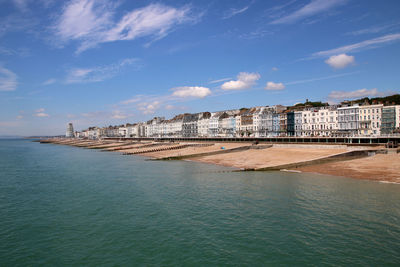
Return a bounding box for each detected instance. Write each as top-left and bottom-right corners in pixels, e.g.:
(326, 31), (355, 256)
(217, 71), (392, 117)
(75, 102), (400, 139)
(381, 106), (397, 135)
(239, 108), (255, 137)
(358, 104), (382, 136)
(182, 113), (200, 137)
(294, 111), (302, 137)
(338, 105), (360, 137)
(65, 123), (74, 138)
(396, 106), (400, 129)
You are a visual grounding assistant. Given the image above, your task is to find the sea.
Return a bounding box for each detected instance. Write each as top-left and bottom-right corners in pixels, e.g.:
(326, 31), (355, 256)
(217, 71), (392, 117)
(1, 139), (400, 266)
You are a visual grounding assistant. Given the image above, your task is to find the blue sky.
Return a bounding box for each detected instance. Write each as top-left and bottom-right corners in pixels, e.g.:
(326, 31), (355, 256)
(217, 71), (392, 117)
(0, 0), (399, 136)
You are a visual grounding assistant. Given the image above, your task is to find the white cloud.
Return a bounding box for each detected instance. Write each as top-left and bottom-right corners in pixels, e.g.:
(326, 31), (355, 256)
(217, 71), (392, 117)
(111, 111), (127, 119)
(165, 104), (187, 111)
(264, 0), (297, 19)
(12, 0), (53, 12)
(271, 0), (346, 24)
(347, 23), (400, 36)
(120, 95), (148, 105)
(42, 78), (56, 85)
(265, 81), (285, 90)
(53, 0), (114, 48)
(81, 111), (104, 118)
(111, 114), (126, 119)
(105, 4), (197, 46)
(119, 94), (186, 116)
(171, 86), (211, 98)
(33, 108), (49, 117)
(313, 33), (400, 57)
(0, 14), (38, 38)
(66, 57), (139, 83)
(222, 5), (250, 19)
(16, 115), (23, 119)
(53, 1), (198, 53)
(120, 97), (141, 105)
(0, 66), (18, 91)
(271, 67), (279, 71)
(221, 72), (260, 90)
(0, 46), (14, 56)
(35, 112), (50, 117)
(325, 53), (355, 69)
(13, 0), (29, 11)
(138, 101), (161, 115)
(286, 72), (359, 85)
(0, 46), (30, 57)
(328, 88), (382, 100)
(209, 77), (232, 84)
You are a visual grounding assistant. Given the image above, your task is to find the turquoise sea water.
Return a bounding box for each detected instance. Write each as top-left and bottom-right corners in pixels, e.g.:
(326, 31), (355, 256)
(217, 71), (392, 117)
(1, 139), (400, 266)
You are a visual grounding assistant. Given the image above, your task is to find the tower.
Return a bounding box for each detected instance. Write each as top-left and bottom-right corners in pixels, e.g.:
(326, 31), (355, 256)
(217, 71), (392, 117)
(66, 123), (74, 138)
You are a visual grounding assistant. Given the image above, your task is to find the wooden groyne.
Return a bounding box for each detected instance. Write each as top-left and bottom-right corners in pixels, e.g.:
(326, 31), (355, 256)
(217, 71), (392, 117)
(157, 144), (272, 160)
(122, 143), (216, 156)
(123, 144), (191, 155)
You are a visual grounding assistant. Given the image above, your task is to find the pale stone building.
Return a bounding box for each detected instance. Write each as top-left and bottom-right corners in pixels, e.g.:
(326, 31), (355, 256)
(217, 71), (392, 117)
(219, 113), (236, 137)
(338, 105), (359, 137)
(197, 112), (211, 137)
(358, 104), (383, 136)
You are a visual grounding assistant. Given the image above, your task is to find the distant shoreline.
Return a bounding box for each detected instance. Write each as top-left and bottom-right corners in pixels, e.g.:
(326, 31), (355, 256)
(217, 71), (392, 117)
(38, 138), (400, 183)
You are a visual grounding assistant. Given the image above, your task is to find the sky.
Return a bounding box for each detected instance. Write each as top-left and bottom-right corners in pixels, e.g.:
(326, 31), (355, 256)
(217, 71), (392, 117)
(0, 0), (400, 136)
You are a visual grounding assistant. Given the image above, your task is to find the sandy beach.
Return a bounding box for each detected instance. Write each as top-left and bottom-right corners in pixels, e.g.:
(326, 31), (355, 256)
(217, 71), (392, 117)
(193, 146), (348, 170)
(297, 153), (400, 183)
(40, 138), (399, 182)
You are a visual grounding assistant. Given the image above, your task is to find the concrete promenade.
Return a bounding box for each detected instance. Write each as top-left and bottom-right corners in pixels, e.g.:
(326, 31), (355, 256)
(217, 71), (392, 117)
(104, 136), (400, 145)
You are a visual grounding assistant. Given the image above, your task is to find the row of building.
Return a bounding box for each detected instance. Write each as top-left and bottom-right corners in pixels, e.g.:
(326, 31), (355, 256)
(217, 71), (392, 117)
(74, 103), (400, 139)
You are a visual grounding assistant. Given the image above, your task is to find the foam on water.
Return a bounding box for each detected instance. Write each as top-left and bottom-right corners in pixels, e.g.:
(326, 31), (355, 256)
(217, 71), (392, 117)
(379, 181), (400, 185)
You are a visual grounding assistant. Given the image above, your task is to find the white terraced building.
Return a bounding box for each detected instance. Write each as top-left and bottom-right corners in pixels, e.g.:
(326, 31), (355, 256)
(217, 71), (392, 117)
(197, 115), (210, 137)
(219, 115), (236, 137)
(294, 111), (302, 137)
(338, 105), (360, 137)
(358, 104), (383, 136)
(208, 112), (221, 137)
(126, 124), (139, 137)
(301, 108), (338, 137)
(252, 107), (267, 137)
(76, 100), (400, 139)
(318, 107), (338, 136)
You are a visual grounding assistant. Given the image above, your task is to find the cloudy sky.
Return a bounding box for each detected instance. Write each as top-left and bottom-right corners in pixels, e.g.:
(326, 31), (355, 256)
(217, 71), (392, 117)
(1, 0), (399, 136)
